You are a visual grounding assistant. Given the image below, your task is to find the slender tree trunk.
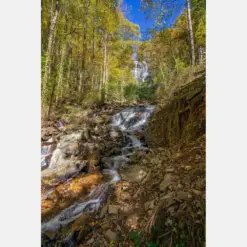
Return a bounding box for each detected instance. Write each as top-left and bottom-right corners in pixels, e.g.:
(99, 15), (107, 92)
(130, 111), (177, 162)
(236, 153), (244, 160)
(186, 0), (195, 66)
(66, 58), (72, 92)
(48, 75), (57, 119)
(55, 11), (69, 105)
(79, 0), (90, 102)
(102, 42), (106, 98)
(81, 22), (87, 73)
(199, 47), (205, 64)
(50, 0), (54, 22)
(55, 43), (66, 105)
(105, 53), (109, 101)
(91, 25), (95, 90)
(65, 40), (73, 93)
(99, 64), (103, 100)
(120, 80), (124, 104)
(92, 0), (98, 65)
(80, 22), (87, 100)
(42, 1), (59, 109)
(78, 70), (83, 94)
(103, 35), (108, 87)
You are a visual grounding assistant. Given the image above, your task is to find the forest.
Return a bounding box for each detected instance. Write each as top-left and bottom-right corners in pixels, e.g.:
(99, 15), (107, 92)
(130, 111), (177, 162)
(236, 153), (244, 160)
(42, 0), (140, 117)
(41, 0), (206, 246)
(41, 0), (205, 117)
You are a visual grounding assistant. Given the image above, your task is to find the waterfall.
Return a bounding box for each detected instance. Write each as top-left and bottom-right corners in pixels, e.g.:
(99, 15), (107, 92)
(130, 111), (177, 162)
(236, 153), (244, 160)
(133, 60), (150, 84)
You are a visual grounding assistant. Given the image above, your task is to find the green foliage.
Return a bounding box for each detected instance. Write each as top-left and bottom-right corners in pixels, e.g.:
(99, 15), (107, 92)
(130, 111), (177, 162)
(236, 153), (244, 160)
(123, 82), (157, 103)
(195, 13), (206, 46)
(129, 231), (141, 247)
(124, 83), (138, 102)
(175, 240), (185, 247)
(41, 0), (141, 115)
(138, 0), (206, 86)
(41, 0), (206, 116)
(106, 81), (121, 102)
(147, 243), (157, 247)
(128, 231), (157, 247)
(136, 83), (157, 102)
(175, 57), (186, 73)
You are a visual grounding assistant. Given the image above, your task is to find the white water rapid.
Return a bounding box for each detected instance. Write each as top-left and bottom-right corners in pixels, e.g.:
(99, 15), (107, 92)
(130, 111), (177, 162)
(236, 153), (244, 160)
(41, 105), (155, 233)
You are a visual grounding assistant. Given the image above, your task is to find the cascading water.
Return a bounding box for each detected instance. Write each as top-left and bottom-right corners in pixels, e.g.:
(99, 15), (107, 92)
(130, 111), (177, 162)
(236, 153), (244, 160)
(41, 138), (57, 170)
(133, 60), (150, 84)
(41, 105), (155, 234)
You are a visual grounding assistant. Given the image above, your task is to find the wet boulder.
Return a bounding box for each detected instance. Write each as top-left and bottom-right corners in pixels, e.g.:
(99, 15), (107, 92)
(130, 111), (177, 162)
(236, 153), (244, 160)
(41, 160), (88, 183)
(80, 143), (100, 167)
(120, 165), (147, 183)
(102, 156), (130, 169)
(41, 173), (103, 221)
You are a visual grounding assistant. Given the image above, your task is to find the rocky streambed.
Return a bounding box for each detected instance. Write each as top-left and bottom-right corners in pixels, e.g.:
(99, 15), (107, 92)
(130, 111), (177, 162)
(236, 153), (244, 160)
(41, 105), (155, 246)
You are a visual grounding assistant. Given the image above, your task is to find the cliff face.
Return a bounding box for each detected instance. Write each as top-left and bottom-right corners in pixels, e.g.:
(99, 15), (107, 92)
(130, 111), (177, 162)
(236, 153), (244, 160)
(147, 67), (205, 149)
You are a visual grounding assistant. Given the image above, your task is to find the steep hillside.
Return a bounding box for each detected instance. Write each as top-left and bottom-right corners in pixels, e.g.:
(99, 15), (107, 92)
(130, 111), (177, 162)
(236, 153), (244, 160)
(139, 66), (206, 246)
(147, 66), (206, 148)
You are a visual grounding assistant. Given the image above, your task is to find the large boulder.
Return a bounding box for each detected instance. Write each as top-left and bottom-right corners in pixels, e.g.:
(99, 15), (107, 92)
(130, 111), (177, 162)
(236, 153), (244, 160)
(41, 131), (101, 181)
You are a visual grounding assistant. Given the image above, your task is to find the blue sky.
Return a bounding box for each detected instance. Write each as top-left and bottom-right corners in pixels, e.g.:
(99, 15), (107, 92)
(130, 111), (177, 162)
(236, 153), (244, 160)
(123, 0), (186, 40)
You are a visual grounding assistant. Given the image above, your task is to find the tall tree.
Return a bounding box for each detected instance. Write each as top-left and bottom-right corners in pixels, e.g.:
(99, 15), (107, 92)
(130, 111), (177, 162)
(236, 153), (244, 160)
(41, 0), (140, 117)
(186, 0), (195, 66)
(42, 1), (59, 111)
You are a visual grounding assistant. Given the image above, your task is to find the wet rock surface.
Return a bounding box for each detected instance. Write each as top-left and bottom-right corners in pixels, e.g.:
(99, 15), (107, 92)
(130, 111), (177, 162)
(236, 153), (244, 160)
(41, 105), (156, 246)
(120, 165), (147, 183)
(41, 102), (205, 247)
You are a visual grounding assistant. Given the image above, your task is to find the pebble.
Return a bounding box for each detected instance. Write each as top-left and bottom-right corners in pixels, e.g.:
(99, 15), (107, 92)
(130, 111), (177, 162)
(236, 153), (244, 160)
(105, 229), (117, 241)
(184, 165), (192, 171)
(144, 200), (155, 211)
(159, 174), (173, 191)
(100, 205), (108, 218)
(86, 238), (94, 244)
(165, 168), (175, 173)
(108, 205), (119, 214)
(43, 230), (57, 240)
(192, 189), (202, 196)
(176, 191), (192, 200)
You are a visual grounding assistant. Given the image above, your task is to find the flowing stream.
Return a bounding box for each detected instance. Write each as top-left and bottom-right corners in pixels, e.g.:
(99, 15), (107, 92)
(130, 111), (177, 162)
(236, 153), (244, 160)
(41, 105), (155, 233)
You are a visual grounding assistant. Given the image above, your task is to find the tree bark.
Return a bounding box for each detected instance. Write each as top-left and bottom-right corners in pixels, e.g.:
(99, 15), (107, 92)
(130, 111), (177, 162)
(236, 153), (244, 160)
(79, 0), (90, 102)
(55, 11), (69, 105)
(50, 0), (54, 23)
(78, 70), (83, 94)
(47, 75), (56, 119)
(92, 0), (98, 65)
(64, 39), (73, 93)
(103, 35), (108, 87)
(105, 53), (109, 101)
(42, 1), (59, 109)
(55, 43), (66, 105)
(120, 80), (124, 104)
(186, 0), (195, 66)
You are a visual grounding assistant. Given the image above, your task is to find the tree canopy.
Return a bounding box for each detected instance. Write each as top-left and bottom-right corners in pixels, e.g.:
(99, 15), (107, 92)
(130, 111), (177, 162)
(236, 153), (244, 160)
(41, 0), (140, 117)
